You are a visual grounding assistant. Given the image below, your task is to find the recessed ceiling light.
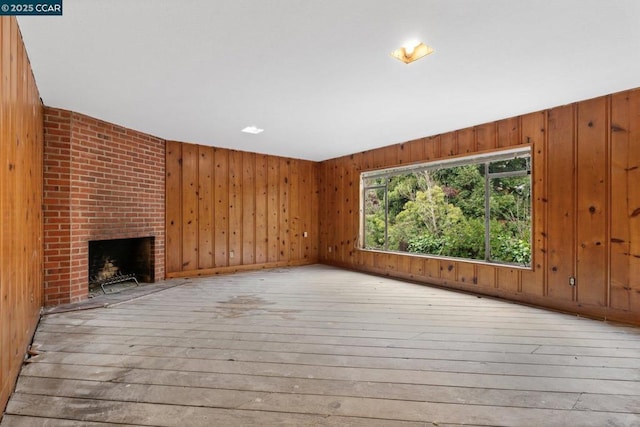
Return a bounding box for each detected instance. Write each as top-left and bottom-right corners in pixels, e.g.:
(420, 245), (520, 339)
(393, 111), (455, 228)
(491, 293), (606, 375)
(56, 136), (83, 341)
(391, 40), (434, 64)
(241, 126), (264, 134)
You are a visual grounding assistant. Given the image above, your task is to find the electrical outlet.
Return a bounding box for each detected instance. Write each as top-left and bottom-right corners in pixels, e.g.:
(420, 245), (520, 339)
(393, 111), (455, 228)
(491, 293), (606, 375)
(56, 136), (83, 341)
(569, 276), (576, 287)
(303, 231), (308, 238)
(229, 250), (235, 259)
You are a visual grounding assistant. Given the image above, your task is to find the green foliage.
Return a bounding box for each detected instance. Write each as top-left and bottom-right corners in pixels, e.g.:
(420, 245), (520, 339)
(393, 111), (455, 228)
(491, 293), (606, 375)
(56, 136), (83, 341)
(363, 188), (386, 249)
(363, 155), (532, 266)
(407, 216), (485, 259)
(388, 186), (463, 251)
(387, 174), (419, 219)
(443, 217), (486, 259)
(489, 175), (531, 265)
(365, 214), (385, 249)
(433, 165), (485, 218)
(407, 234), (443, 254)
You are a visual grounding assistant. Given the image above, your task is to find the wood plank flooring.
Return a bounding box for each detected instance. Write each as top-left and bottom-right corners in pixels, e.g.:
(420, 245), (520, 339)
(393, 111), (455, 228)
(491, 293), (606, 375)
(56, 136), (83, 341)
(2, 265), (639, 426)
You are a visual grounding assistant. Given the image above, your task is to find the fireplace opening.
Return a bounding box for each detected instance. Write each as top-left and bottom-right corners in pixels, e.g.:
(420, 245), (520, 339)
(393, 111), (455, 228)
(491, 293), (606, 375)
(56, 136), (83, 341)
(88, 237), (154, 294)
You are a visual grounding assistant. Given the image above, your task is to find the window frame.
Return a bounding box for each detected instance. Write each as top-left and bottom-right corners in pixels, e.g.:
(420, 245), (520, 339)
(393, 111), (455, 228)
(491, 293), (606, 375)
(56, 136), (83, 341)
(359, 146), (532, 268)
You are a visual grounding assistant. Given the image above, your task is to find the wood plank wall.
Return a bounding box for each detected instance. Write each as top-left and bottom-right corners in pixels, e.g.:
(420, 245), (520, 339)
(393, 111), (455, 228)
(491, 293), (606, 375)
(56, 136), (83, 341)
(319, 88), (640, 325)
(165, 141), (319, 277)
(0, 17), (44, 413)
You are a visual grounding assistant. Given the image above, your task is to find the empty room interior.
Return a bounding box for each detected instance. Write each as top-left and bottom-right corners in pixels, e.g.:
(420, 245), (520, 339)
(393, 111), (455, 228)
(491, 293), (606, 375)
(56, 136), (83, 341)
(1, 1), (640, 426)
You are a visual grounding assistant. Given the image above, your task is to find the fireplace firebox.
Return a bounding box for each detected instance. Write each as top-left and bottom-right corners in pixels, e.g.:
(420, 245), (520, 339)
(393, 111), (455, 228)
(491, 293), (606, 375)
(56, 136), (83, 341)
(88, 237), (155, 292)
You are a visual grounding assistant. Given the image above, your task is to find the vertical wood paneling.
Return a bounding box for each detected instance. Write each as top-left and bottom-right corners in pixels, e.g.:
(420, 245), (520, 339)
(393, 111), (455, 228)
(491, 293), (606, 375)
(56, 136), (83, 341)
(318, 87), (640, 325)
(425, 136), (440, 160)
(374, 252), (386, 271)
(336, 160), (345, 263)
(267, 156), (279, 263)
(424, 258), (440, 280)
(310, 162), (320, 260)
(497, 117), (520, 147)
(497, 268), (520, 294)
(381, 145), (399, 168)
(546, 104), (576, 302)
(214, 148), (229, 267)
(299, 161), (311, 260)
(197, 146), (214, 269)
(255, 154), (268, 264)
(398, 254), (411, 277)
(398, 143), (409, 164)
(576, 98), (608, 306)
(289, 159), (300, 260)
(362, 150), (374, 170)
(165, 143), (318, 276)
(318, 161), (334, 259)
(348, 155), (360, 263)
(440, 261), (456, 283)
(457, 128), (475, 154)
(278, 158), (290, 262)
(440, 132), (457, 157)
(1, 18), (15, 410)
(476, 122), (497, 151)
(329, 160), (338, 262)
(242, 152), (256, 265)
(457, 262), (475, 286)
(520, 112), (546, 296)
(410, 257), (425, 278)
(14, 31), (24, 341)
(317, 162), (328, 260)
(349, 157), (362, 267)
(165, 142), (182, 273)
(325, 160), (337, 261)
(228, 150), (242, 266)
(361, 250), (375, 272)
(627, 95), (640, 317)
(0, 16), (44, 413)
(409, 139), (425, 162)
(332, 160), (340, 262)
(338, 160), (347, 262)
(372, 147), (385, 169)
(181, 144), (198, 271)
(610, 91), (640, 312)
(476, 265), (496, 289)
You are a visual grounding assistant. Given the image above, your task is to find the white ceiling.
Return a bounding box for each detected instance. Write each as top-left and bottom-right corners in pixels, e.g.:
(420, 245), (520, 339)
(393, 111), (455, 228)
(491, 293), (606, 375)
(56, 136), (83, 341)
(18, 0), (640, 161)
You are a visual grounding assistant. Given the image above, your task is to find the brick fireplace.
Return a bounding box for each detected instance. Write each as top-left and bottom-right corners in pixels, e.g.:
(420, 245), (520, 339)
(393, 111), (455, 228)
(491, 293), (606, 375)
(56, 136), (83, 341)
(43, 108), (165, 305)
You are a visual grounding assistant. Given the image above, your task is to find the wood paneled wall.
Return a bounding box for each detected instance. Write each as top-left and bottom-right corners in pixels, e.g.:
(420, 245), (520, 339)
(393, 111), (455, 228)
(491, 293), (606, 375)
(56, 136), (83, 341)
(319, 88), (640, 325)
(0, 17), (44, 413)
(166, 141), (319, 277)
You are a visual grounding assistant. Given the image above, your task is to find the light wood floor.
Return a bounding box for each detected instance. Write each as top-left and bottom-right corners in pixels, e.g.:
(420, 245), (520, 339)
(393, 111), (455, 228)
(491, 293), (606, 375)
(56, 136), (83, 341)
(2, 265), (639, 426)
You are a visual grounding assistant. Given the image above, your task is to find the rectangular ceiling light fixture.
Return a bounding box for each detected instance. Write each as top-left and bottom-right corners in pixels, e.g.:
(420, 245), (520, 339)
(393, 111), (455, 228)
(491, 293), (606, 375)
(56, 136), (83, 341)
(391, 40), (434, 64)
(241, 126), (264, 134)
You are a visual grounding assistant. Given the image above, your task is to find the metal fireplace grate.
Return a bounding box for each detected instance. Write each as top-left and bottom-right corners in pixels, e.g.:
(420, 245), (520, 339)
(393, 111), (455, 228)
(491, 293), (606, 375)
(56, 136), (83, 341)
(91, 272), (139, 294)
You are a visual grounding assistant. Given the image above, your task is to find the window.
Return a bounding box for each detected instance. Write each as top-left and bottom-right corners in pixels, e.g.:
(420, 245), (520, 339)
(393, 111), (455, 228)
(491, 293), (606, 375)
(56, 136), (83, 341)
(361, 147), (532, 267)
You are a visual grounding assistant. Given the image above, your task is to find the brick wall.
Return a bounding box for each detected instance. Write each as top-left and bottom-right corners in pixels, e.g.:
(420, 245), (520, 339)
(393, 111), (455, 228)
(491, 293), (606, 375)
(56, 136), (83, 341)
(43, 108), (73, 305)
(43, 107), (165, 305)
